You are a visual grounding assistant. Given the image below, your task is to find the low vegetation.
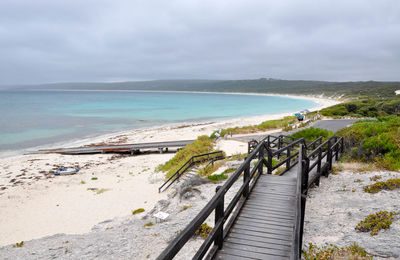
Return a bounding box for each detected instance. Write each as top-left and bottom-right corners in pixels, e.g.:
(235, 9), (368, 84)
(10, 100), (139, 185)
(321, 97), (400, 118)
(210, 116), (297, 138)
(194, 223), (213, 239)
(363, 178), (400, 194)
(355, 211), (398, 236)
(225, 153), (247, 161)
(144, 222), (154, 227)
(207, 173), (228, 182)
(132, 208), (145, 215)
(157, 135), (216, 178)
(291, 127), (333, 141)
(198, 162), (224, 177)
(303, 242), (372, 259)
(337, 116), (400, 171)
(13, 241), (24, 248)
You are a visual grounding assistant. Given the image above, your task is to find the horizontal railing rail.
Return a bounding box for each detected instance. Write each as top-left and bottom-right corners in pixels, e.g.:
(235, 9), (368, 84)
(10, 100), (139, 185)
(158, 151), (224, 193)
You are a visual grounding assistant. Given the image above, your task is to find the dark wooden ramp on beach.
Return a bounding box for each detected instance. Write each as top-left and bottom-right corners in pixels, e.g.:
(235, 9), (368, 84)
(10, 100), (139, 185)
(215, 175), (296, 260)
(35, 140), (194, 155)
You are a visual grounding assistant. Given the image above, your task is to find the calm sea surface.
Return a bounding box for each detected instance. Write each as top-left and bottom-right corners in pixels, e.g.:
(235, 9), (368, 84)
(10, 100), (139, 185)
(0, 90), (316, 152)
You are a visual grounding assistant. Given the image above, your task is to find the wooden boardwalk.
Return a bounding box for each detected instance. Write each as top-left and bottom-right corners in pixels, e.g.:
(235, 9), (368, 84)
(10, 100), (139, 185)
(215, 175), (297, 260)
(156, 134), (344, 260)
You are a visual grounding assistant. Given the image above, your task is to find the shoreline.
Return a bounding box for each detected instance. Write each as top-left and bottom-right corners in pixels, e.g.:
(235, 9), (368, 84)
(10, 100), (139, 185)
(0, 92), (339, 159)
(0, 93), (339, 247)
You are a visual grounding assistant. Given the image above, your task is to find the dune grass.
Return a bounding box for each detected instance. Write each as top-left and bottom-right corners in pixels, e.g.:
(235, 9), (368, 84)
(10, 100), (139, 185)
(157, 135), (216, 178)
(210, 116), (297, 138)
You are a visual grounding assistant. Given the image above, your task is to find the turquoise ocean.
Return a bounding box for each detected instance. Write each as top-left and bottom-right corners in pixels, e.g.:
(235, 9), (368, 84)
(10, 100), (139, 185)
(0, 90), (316, 153)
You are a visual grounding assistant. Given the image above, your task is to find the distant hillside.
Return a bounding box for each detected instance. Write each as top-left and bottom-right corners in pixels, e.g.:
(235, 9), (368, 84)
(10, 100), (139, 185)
(11, 79), (400, 98)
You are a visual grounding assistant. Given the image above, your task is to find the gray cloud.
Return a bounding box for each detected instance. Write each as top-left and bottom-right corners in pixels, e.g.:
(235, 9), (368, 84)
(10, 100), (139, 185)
(1, 0), (399, 85)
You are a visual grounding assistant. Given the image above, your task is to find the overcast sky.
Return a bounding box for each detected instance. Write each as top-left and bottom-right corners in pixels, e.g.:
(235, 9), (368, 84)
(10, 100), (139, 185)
(1, 0), (399, 85)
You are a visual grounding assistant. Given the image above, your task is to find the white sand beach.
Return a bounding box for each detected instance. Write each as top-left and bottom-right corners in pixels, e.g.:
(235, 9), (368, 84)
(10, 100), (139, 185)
(0, 95), (339, 247)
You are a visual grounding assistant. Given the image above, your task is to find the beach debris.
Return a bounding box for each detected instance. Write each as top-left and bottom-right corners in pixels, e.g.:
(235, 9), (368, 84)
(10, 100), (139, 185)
(54, 167), (79, 176)
(153, 211), (169, 223)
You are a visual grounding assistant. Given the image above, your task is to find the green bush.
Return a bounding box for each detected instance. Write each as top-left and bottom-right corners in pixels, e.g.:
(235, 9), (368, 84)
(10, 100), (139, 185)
(207, 173), (228, 182)
(363, 178), (400, 193)
(291, 127), (333, 141)
(303, 242), (371, 259)
(355, 211), (398, 236)
(194, 223), (213, 239)
(337, 116), (400, 170)
(157, 135), (215, 178)
(321, 97), (400, 118)
(210, 116), (296, 138)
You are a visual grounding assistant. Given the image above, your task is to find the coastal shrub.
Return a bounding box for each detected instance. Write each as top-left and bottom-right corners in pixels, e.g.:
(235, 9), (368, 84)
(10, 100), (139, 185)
(210, 116), (296, 138)
(337, 116), (400, 171)
(207, 173), (228, 182)
(96, 188), (110, 194)
(321, 98), (400, 118)
(157, 135), (216, 178)
(369, 175), (382, 181)
(194, 223), (213, 239)
(355, 211), (398, 236)
(13, 241), (24, 248)
(363, 178), (400, 193)
(91, 177), (98, 181)
(144, 222), (154, 227)
(132, 208), (145, 215)
(183, 205), (192, 210)
(225, 153), (247, 161)
(303, 242), (371, 259)
(291, 127), (333, 141)
(198, 162), (224, 177)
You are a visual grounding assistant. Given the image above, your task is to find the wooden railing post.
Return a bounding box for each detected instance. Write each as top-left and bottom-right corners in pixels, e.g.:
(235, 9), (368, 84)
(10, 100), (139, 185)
(277, 137), (281, 159)
(341, 137), (344, 154)
(317, 147), (322, 175)
(258, 143), (264, 176)
(299, 145), (309, 254)
(327, 139), (332, 171)
(243, 161), (250, 197)
(215, 186), (224, 249)
(286, 147), (291, 170)
(335, 137), (339, 161)
(267, 149), (273, 174)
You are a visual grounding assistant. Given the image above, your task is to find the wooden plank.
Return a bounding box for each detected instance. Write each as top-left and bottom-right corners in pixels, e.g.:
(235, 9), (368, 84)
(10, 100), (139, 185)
(223, 242), (290, 258)
(234, 222), (293, 235)
(235, 218), (294, 231)
(248, 193), (295, 200)
(243, 203), (295, 213)
(238, 213), (294, 225)
(214, 252), (255, 260)
(251, 187), (295, 193)
(230, 227), (292, 241)
(243, 204), (295, 215)
(256, 181), (297, 187)
(228, 231), (292, 247)
(246, 198), (295, 207)
(239, 209), (295, 221)
(238, 215), (294, 227)
(226, 238), (290, 252)
(215, 248), (286, 260)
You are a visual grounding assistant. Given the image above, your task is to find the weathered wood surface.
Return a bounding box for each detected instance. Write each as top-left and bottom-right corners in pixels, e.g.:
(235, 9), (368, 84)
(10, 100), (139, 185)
(214, 174), (297, 260)
(35, 140), (194, 155)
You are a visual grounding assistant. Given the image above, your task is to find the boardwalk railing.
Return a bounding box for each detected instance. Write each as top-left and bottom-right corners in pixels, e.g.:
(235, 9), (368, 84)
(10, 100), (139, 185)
(292, 135), (344, 257)
(158, 134), (344, 259)
(157, 140), (275, 259)
(158, 151), (224, 193)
